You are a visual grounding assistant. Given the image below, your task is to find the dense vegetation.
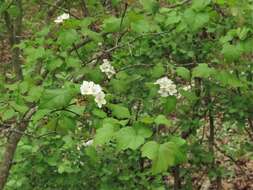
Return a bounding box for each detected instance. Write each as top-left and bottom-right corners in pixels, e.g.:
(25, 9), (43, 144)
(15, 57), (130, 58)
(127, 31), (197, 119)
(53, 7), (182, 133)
(0, 0), (253, 189)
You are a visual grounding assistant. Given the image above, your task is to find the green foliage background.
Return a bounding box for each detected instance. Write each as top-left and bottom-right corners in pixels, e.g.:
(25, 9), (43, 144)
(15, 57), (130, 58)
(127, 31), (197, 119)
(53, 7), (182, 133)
(1, 0), (253, 189)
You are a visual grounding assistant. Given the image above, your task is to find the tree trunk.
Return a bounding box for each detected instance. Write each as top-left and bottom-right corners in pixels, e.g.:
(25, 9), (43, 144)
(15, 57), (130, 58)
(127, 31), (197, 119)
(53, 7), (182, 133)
(0, 126), (24, 190)
(173, 165), (181, 190)
(0, 107), (36, 190)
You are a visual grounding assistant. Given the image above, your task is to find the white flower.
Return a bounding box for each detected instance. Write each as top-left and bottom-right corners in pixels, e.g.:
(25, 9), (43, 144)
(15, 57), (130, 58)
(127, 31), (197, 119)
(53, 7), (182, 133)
(61, 13), (70, 20)
(177, 85), (191, 99)
(155, 77), (177, 97)
(155, 77), (173, 86)
(80, 81), (92, 95)
(94, 92), (106, 108)
(191, 82), (195, 87)
(99, 59), (116, 79)
(80, 81), (102, 95)
(54, 13), (70, 23)
(83, 139), (93, 147)
(182, 85), (191, 91)
(91, 84), (103, 95)
(80, 81), (95, 95)
(80, 81), (106, 108)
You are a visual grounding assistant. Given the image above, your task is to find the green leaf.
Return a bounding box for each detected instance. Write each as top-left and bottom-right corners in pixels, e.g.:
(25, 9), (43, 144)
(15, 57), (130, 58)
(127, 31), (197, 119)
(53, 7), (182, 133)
(57, 116), (76, 134)
(110, 78), (129, 93)
(103, 117), (120, 126)
(136, 124), (153, 138)
(102, 17), (121, 32)
(111, 0), (122, 6)
(45, 118), (58, 131)
(39, 88), (77, 110)
(108, 104), (131, 119)
(57, 29), (79, 48)
(24, 47), (45, 62)
(192, 0), (211, 10)
(221, 43), (243, 61)
(141, 140), (186, 174)
(116, 127), (143, 150)
(169, 137), (187, 164)
(131, 19), (150, 33)
(140, 115), (154, 124)
(192, 63), (215, 78)
(115, 125), (152, 150)
(214, 70), (243, 88)
(164, 11), (181, 26)
(83, 66), (104, 83)
(32, 109), (51, 122)
(163, 96), (177, 114)
(25, 86), (44, 102)
(241, 38), (253, 53)
(154, 115), (171, 126)
(151, 63), (165, 78)
(47, 58), (63, 71)
(141, 141), (159, 160)
(237, 27), (250, 40)
(1, 108), (16, 121)
(8, 5), (20, 17)
(58, 160), (74, 174)
(176, 67), (190, 80)
(94, 123), (117, 146)
(139, 0), (159, 13)
(66, 57), (81, 68)
(183, 9), (209, 31)
(85, 146), (99, 163)
(92, 109), (107, 118)
(9, 101), (28, 114)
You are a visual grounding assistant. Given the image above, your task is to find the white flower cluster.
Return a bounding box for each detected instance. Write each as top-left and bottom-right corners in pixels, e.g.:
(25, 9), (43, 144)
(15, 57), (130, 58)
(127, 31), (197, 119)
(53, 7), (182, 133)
(177, 85), (191, 99)
(54, 13), (70, 23)
(77, 139), (94, 150)
(182, 85), (191, 91)
(80, 81), (106, 108)
(99, 59), (116, 79)
(154, 76), (177, 97)
(83, 139), (93, 147)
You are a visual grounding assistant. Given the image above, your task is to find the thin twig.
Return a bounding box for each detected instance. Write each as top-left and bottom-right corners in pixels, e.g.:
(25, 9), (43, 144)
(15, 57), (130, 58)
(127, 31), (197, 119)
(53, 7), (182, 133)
(72, 43), (85, 64)
(69, 33), (109, 53)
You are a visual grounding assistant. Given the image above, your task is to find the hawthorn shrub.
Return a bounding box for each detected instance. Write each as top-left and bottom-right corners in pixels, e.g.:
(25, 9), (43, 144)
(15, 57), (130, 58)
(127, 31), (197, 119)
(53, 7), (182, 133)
(0, 0), (253, 190)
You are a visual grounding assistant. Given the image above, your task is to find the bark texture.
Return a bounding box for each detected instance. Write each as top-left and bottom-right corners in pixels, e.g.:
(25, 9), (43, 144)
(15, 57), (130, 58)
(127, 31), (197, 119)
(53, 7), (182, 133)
(0, 107), (36, 190)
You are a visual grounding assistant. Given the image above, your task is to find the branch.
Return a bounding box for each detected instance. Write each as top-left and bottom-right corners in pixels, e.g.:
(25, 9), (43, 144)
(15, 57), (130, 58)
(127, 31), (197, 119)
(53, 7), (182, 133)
(106, 28), (177, 53)
(68, 32), (109, 53)
(47, 0), (65, 17)
(72, 43), (85, 64)
(7, 129), (57, 139)
(80, 0), (89, 17)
